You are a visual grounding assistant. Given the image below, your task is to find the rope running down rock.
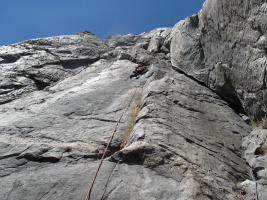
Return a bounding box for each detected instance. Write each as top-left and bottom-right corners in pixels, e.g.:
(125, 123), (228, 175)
(84, 87), (139, 200)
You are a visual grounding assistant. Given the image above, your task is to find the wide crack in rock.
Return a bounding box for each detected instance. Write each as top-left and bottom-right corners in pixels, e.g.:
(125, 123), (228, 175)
(97, 63), (252, 200)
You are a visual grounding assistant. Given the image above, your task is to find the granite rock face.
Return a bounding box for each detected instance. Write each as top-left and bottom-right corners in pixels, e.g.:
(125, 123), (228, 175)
(0, 58), (142, 200)
(0, 32), (108, 104)
(0, 29), (171, 105)
(0, 0), (266, 199)
(171, 0), (267, 121)
(107, 63), (251, 200)
(241, 130), (267, 200)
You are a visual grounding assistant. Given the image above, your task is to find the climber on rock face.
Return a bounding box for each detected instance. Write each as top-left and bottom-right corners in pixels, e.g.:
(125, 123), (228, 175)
(130, 64), (148, 79)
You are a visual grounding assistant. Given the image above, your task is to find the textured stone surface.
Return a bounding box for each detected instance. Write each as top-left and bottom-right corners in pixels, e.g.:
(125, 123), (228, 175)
(104, 63), (251, 200)
(170, 0), (267, 120)
(0, 29), (172, 200)
(0, 29), (171, 105)
(0, 32), (108, 104)
(0, 59), (144, 200)
(241, 129), (267, 200)
(0, 0), (266, 199)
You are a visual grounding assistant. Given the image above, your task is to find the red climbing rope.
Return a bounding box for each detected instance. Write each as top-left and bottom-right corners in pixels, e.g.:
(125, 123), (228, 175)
(84, 87), (138, 200)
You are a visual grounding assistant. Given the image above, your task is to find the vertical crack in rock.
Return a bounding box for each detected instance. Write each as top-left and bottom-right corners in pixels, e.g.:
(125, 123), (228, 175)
(37, 182), (58, 200)
(104, 62), (252, 199)
(100, 162), (120, 200)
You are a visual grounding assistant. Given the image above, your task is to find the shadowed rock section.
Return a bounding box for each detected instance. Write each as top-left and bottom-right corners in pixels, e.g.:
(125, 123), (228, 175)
(170, 0), (267, 121)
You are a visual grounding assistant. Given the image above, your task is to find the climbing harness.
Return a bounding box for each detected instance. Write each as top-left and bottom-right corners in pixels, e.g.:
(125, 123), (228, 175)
(84, 87), (139, 200)
(130, 65), (149, 79)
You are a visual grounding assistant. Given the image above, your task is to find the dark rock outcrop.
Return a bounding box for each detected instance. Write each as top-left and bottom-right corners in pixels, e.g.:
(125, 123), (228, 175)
(0, 0), (266, 200)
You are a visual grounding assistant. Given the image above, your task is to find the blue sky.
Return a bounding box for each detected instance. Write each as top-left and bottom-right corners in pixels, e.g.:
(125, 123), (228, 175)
(0, 0), (205, 46)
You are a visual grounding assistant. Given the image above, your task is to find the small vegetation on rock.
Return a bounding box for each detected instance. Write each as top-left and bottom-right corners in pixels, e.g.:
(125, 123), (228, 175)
(250, 117), (267, 129)
(120, 100), (141, 149)
(261, 146), (267, 155)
